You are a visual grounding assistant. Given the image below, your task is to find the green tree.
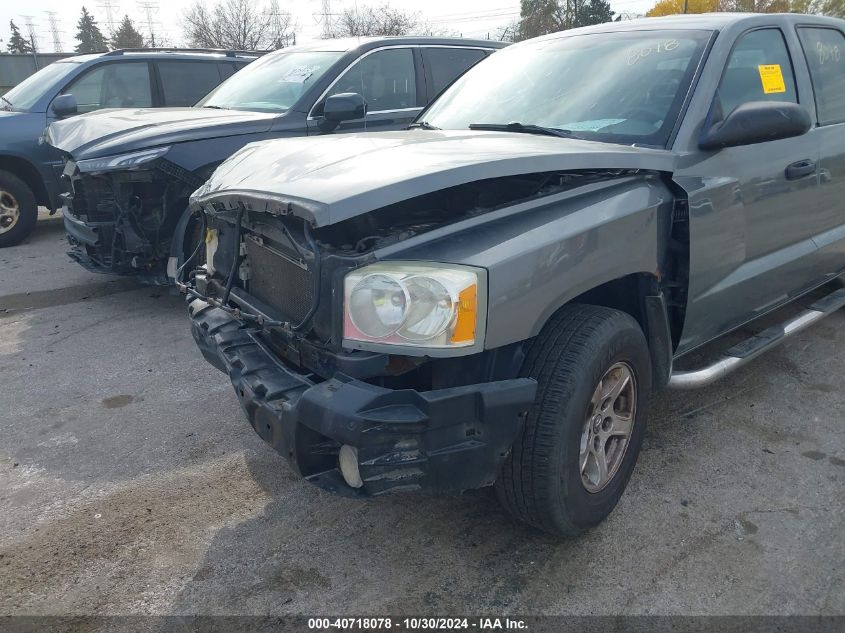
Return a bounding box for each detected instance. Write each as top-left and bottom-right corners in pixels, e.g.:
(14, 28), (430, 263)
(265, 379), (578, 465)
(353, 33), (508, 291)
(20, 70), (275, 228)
(517, 0), (613, 41)
(7, 20), (33, 54)
(575, 0), (615, 26)
(74, 7), (108, 53)
(110, 15), (145, 49)
(517, 0), (562, 40)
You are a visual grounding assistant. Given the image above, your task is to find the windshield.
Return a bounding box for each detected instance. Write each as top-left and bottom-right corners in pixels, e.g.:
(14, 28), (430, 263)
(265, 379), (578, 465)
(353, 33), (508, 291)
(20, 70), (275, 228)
(424, 30), (712, 147)
(197, 51), (344, 112)
(3, 61), (79, 111)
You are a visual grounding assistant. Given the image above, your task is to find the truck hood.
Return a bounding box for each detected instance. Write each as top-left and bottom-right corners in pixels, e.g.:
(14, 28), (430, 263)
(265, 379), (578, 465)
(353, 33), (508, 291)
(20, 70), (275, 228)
(47, 107), (278, 160)
(191, 130), (677, 227)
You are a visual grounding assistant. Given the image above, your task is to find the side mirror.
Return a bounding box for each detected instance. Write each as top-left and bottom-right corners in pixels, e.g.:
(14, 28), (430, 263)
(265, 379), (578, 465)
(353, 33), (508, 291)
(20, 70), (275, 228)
(319, 92), (367, 132)
(51, 93), (78, 118)
(699, 101), (811, 150)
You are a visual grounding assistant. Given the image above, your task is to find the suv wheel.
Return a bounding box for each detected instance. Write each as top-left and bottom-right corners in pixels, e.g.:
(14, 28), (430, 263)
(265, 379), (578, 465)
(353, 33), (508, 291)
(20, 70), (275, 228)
(0, 170), (38, 248)
(495, 304), (651, 537)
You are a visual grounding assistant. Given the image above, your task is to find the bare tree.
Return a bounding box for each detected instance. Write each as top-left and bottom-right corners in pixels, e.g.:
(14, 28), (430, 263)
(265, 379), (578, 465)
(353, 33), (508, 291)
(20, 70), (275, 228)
(183, 0), (296, 50)
(495, 20), (520, 42)
(328, 3), (421, 37)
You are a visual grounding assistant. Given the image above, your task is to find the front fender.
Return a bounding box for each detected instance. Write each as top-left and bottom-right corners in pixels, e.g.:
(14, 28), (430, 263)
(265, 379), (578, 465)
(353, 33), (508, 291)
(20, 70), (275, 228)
(379, 175), (674, 350)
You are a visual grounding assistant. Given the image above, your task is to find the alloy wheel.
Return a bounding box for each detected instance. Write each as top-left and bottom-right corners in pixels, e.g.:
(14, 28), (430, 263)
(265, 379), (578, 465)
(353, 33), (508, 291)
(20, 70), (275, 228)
(579, 361), (637, 493)
(0, 190), (20, 235)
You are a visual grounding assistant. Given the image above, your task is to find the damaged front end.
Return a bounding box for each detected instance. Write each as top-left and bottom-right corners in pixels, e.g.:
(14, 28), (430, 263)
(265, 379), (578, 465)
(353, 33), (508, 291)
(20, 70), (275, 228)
(184, 199), (538, 496)
(61, 147), (203, 281)
(183, 165), (652, 497)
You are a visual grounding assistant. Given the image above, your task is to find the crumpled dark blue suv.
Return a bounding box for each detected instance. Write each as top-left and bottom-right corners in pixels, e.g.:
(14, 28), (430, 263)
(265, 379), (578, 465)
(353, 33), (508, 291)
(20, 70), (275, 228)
(0, 48), (254, 247)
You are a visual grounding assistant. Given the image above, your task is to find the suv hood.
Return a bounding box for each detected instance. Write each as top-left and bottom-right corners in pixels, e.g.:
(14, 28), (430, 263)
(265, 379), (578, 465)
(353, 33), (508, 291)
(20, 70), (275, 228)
(47, 107), (278, 160)
(191, 130), (677, 227)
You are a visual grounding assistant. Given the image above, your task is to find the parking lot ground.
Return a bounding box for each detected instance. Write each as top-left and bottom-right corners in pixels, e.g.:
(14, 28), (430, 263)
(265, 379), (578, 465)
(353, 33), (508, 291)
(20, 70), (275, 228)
(0, 216), (843, 616)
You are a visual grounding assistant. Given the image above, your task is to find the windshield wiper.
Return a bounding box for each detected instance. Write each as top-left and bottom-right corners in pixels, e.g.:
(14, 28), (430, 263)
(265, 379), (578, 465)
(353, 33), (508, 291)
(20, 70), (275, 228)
(408, 121), (440, 130)
(469, 122), (576, 139)
(202, 105), (228, 110)
(1, 96), (12, 109)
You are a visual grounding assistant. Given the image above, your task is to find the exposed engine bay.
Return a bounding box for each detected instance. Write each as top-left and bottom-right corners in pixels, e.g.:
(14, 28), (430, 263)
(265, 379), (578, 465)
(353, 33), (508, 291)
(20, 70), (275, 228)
(313, 168), (642, 254)
(63, 161), (202, 278)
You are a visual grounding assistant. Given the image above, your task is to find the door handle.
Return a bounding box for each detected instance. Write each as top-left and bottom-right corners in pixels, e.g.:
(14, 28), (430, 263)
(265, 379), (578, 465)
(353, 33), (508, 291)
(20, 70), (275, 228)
(785, 159), (817, 180)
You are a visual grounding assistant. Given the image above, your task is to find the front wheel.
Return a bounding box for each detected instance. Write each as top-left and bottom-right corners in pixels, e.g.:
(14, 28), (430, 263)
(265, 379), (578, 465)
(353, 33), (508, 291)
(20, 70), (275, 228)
(0, 170), (38, 248)
(495, 305), (651, 537)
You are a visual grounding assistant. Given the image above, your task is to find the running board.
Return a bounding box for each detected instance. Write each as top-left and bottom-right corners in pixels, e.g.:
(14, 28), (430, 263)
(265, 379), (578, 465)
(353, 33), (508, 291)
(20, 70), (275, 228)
(668, 287), (845, 390)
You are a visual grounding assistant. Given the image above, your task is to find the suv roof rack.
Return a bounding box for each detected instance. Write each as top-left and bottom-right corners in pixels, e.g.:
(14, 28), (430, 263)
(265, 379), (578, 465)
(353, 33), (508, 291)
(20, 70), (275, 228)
(103, 47), (266, 57)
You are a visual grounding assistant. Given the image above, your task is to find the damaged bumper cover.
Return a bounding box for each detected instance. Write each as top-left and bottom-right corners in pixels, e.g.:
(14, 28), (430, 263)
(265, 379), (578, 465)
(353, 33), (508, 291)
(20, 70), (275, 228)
(188, 298), (537, 497)
(62, 204), (118, 272)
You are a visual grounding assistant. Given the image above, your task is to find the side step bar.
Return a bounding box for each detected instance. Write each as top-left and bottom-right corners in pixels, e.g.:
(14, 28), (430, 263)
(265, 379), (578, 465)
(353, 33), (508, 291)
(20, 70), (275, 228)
(668, 287), (845, 390)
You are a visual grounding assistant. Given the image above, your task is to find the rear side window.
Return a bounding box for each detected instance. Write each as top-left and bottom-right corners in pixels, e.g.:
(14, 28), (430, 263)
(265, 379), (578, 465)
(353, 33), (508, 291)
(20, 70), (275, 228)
(158, 61), (223, 106)
(327, 48), (417, 112)
(218, 62), (239, 80)
(423, 47), (487, 98)
(797, 27), (845, 125)
(716, 29), (798, 118)
(62, 62), (152, 113)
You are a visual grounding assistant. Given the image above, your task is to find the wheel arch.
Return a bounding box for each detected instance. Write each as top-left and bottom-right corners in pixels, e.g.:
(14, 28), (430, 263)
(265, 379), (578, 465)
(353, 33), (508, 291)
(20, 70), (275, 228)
(166, 161), (223, 279)
(534, 272), (674, 390)
(0, 155), (51, 209)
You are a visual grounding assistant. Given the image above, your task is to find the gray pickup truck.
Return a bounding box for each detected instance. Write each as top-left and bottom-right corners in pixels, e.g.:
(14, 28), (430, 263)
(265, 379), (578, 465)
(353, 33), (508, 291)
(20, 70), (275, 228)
(183, 13), (845, 537)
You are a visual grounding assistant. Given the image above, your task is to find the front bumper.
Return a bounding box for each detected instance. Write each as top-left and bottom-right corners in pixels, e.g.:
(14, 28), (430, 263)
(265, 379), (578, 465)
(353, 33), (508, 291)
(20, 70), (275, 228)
(63, 207), (116, 273)
(63, 204), (169, 283)
(188, 298), (537, 497)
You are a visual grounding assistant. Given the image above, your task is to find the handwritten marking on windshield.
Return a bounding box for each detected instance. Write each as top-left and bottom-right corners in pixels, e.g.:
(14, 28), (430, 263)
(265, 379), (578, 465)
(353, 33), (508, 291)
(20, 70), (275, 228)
(627, 39), (680, 66)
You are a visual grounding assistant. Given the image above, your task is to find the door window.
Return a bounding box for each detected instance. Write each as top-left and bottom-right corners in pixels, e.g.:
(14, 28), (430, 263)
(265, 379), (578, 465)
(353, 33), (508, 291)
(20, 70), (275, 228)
(423, 47), (486, 97)
(158, 61), (223, 106)
(798, 27), (845, 125)
(62, 62), (152, 112)
(716, 29), (798, 118)
(326, 48), (417, 113)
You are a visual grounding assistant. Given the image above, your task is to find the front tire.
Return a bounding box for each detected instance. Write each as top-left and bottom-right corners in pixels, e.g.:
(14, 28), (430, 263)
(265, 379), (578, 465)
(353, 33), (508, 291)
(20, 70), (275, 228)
(495, 305), (651, 537)
(0, 170), (38, 248)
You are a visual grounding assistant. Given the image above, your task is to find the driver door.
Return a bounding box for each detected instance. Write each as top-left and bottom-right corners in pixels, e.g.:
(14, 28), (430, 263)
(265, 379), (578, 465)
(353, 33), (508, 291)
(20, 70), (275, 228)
(55, 61), (153, 115)
(308, 47), (423, 134)
(676, 27), (822, 352)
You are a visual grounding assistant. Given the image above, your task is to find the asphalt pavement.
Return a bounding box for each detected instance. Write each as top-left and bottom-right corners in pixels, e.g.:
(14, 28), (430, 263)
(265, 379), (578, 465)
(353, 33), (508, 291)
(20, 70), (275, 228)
(0, 215), (842, 616)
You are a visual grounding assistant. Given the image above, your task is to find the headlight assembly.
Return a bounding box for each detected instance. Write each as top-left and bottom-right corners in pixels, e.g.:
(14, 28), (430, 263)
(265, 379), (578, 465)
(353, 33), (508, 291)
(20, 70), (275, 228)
(75, 146), (171, 174)
(343, 262), (486, 354)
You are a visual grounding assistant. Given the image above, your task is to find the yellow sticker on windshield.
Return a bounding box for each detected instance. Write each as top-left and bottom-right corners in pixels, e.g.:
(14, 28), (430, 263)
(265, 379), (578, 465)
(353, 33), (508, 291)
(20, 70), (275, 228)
(758, 64), (786, 94)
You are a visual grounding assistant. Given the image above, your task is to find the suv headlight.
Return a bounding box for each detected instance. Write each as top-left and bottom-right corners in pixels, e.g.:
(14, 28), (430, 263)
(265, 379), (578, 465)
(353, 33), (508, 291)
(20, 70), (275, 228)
(76, 146), (170, 174)
(343, 262), (486, 354)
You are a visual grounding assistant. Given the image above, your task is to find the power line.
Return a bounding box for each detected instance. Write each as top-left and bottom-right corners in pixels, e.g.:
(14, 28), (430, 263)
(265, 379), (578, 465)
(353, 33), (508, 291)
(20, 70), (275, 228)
(428, 10), (521, 25)
(427, 5), (519, 20)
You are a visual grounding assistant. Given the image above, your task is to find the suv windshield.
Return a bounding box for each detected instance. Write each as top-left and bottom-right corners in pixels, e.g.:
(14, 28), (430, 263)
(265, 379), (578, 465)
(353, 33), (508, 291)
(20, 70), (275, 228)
(3, 61), (79, 111)
(197, 50), (344, 112)
(424, 30), (712, 147)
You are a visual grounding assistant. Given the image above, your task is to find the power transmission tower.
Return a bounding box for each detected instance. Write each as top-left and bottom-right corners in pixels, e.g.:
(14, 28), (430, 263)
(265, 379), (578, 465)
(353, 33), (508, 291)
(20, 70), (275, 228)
(20, 15), (39, 53)
(320, 0), (335, 39)
(97, 0), (120, 35)
(45, 11), (64, 53)
(137, 1), (160, 47)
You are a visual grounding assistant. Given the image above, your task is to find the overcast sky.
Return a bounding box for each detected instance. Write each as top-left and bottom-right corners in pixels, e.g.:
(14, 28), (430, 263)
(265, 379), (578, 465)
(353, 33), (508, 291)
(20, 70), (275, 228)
(0, 0), (654, 53)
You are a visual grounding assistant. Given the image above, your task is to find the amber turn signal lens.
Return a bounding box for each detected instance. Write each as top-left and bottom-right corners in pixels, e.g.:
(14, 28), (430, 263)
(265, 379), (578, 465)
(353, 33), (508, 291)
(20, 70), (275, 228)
(451, 284), (478, 344)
